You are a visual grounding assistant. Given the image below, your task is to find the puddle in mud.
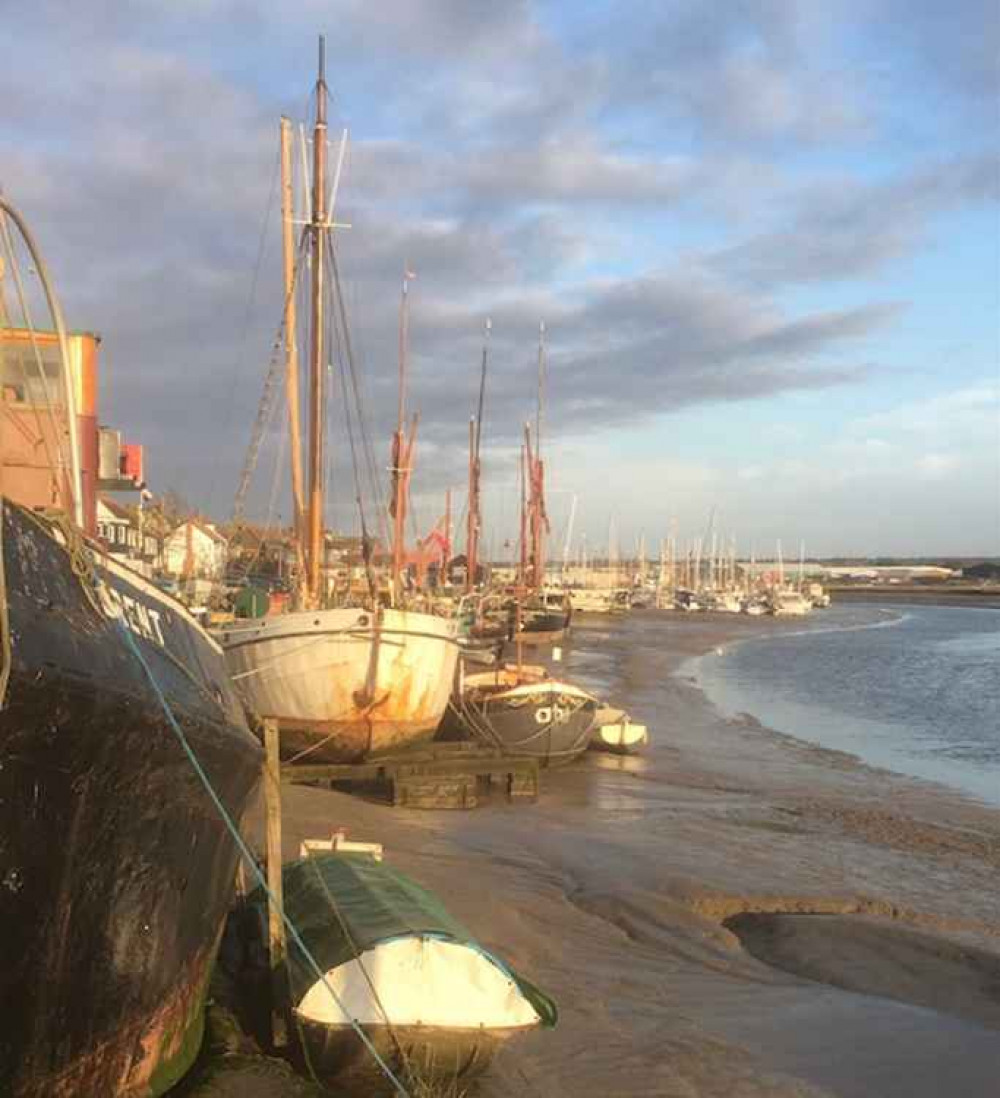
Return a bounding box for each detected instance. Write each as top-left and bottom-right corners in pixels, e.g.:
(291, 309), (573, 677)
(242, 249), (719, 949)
(724, 912), (1000, 1031)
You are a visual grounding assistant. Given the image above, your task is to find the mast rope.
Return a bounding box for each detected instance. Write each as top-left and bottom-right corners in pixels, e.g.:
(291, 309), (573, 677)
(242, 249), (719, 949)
(207, 143), (281, 517)
(326, 235), (388, 549)
(114, 619), (411, 1097)
(232, 229), (311, 525)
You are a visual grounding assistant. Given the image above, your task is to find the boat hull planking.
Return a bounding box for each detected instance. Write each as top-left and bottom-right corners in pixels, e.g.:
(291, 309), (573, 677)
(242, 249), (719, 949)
(219, 607), (459, 763)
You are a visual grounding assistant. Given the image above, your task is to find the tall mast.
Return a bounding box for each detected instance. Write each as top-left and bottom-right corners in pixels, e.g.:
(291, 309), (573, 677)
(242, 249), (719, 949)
(465, 416), (476, 590)
(524, 422), (546, 591)
(465, 318), (489, 592)
(518, 442), (528, 587)
(536, 320), (545, 455)
(443, 487), (452, 582)
(280, 116), (307, 599)
(306, 37), (328, 604)
(390, 267), (419, 610)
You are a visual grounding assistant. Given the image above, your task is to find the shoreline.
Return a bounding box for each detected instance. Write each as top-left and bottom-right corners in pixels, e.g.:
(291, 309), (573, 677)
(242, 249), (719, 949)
(682, 605), (1000, 811)
(828, 587), (1000, 608)
(240, 611), (1000, 1097)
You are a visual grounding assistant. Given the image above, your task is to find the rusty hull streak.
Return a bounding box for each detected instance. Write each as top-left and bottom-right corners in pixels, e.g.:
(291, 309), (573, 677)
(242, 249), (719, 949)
(30, 941), (217, 1098)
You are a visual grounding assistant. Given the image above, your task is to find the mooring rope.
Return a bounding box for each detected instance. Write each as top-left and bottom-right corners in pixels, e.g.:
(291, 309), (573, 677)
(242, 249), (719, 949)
(114, 616), (412, 1098)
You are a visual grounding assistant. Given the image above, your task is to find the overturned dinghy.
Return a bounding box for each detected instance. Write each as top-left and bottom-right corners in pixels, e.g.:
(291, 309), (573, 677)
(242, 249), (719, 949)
(254, 853), (557, 1093)
(589, 706), (649, 755)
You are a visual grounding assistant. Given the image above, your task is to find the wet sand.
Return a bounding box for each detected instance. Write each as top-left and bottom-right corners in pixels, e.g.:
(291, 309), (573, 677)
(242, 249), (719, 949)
(247, 611), (1000, 1097)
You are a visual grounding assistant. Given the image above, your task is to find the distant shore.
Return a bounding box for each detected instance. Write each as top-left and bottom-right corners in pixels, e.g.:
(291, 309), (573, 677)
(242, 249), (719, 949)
(225, 611), (1000, 1098)
(829, 585), (1000, 608)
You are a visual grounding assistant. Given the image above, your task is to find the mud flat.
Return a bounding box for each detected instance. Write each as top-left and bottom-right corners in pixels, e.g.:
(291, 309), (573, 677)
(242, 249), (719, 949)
(246, 611), (1000, 1098)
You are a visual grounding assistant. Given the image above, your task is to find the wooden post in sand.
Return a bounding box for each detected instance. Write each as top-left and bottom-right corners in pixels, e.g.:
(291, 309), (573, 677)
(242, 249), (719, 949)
(263, 718), (288, 1049)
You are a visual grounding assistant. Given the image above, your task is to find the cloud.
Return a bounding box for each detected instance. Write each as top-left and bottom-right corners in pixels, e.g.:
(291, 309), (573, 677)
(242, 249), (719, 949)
(572, 0), (867, 144)
(869, 0), (1000, 111)
(1, 0), (993, 553)
(916, 452), (961, 480)
(852, 383), (1000, 436)
(710, 155), (1000, 286)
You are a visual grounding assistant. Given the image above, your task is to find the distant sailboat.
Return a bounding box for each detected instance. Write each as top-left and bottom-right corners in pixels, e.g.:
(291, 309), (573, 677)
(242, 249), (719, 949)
(218, 42), (457, 763)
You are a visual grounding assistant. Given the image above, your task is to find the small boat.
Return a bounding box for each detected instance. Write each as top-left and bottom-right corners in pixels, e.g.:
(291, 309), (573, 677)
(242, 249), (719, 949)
(450, 663), (599, 766)
(674, 589), (704, 612)
(768, 589), (813, 616)
(708, 590), (742, 613)
(241, 853), (557, 1094)
(568, 587), (631, 614)
(589, 707), (649, 754)
(518, 588), (572, 644)
(741, 597), (768, 616)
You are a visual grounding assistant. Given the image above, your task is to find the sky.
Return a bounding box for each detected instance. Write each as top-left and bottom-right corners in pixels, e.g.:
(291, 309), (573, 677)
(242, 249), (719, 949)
(2, 0), (998, 557)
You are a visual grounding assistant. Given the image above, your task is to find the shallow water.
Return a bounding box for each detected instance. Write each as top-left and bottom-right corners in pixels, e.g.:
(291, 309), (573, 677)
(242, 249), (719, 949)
(691, 604), (1000, 807)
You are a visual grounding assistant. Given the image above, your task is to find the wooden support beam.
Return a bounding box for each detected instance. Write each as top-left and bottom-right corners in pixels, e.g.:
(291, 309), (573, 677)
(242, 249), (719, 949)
(263, 718), (288, 1049)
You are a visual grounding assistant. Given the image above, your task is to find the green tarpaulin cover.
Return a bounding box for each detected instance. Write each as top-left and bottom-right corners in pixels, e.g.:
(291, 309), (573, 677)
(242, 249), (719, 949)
(252, 853), (557, 1027)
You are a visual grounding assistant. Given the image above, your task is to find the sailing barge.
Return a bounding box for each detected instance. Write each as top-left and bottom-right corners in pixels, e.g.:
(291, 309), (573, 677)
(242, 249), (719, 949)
(0, 197), (262, 1097)
(218, 43), (458, 763)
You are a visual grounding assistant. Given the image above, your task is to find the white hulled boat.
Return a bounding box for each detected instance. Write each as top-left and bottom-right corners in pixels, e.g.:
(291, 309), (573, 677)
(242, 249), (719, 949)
(217, 44), (457, 763)
(768, 588), (813, 616)
(221, 607), (456, 762)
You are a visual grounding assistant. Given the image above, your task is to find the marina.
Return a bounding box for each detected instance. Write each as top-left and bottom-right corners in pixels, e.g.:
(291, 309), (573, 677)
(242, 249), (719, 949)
(1, 13), (998, 1098)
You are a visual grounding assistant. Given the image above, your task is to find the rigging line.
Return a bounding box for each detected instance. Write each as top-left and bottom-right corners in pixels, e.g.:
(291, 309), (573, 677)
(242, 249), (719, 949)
(335, 321), (374, 582)
(325, 234), (388, 547)
(114, 620), (411, 1097)
(0, 213), (71, 511)
(207, 142), (282, 518)
(324, 235), (376, 541)
(264, 386), (290, 529)
(324, 356), (337, 535)
(232, 382), (290, 591)
(232, 228), (311, 524)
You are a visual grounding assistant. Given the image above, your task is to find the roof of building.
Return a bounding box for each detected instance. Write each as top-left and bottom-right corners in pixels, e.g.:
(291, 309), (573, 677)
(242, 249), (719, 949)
(97, 495), (133, 522)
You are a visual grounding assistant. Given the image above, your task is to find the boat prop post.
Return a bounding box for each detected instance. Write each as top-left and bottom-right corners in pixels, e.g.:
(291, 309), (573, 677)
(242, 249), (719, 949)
(264, 718), (289, 1049)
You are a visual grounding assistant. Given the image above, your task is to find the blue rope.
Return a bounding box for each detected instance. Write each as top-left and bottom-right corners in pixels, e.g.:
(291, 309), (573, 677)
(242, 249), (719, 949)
(115, 619), (411, 1097)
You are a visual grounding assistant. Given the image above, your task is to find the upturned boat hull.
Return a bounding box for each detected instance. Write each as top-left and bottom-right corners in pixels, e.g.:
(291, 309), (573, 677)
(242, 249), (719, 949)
(294, 1021), (513, 1096)
(0, 501), (263, 1097)
(218, 607), (459, 763)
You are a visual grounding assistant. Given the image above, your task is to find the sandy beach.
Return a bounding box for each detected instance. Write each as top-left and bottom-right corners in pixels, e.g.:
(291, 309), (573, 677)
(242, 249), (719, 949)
(243, 611), (1000, 1098)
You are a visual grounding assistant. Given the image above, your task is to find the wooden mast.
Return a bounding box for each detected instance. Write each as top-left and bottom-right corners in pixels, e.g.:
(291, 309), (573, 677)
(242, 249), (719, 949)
(444, 487), (452, 581)
(527, 323), (547, 591)
(280, 116), (307, 602)
(306, 37), (328, 605)
(466, 416), (477, 590)
(518, 441), (528, 588)
(465, 318), (489, 592)
(391, 266), (416, 606)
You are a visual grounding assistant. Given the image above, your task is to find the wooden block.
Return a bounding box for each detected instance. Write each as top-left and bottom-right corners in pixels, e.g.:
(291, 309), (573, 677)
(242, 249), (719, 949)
(393, 775), (478, 809)
(508, 770), (539, 801)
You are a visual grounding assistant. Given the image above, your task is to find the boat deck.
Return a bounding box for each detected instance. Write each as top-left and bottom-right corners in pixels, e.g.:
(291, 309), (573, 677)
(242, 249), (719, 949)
(281, 741), (539, 809)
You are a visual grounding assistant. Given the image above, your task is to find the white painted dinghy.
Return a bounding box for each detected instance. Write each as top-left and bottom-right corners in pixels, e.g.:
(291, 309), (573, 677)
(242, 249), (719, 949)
(589, 706), (649, 755)
(248, 853), (557, 1093)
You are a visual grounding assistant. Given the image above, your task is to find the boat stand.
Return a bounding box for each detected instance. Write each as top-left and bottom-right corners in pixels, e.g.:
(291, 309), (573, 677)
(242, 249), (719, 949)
(281, 741), (539, 809)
